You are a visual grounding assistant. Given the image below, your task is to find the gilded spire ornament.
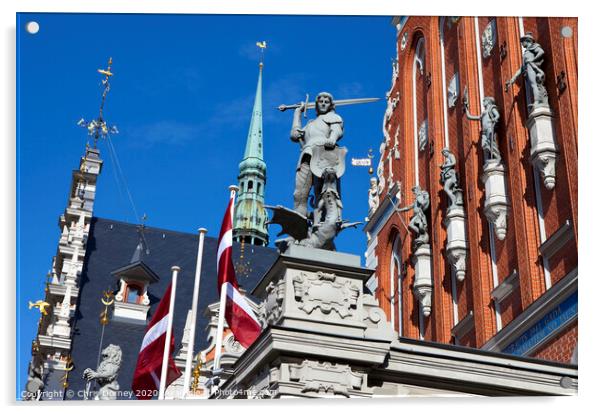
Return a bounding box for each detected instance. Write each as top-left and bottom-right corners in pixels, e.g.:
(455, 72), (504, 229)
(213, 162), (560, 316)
(28, 300), (50, 316)
(77, 57), (119, 148)
(61, 356), (74, 389)
(99, 290), (114, 326)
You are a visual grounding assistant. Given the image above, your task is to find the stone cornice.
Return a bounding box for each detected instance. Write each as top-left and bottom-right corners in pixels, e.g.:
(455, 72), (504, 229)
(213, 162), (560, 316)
(217, 325), (577, 397)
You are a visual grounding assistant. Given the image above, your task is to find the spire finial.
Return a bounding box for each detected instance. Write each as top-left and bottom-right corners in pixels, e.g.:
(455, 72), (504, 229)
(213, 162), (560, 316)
(256, 41), (267, 69)
(78, 57), (119, 148)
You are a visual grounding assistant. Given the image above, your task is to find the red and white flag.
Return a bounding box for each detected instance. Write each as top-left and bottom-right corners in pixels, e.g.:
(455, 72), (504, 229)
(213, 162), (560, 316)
(217, 192), (262, 348)
(131, 283), (181, 399)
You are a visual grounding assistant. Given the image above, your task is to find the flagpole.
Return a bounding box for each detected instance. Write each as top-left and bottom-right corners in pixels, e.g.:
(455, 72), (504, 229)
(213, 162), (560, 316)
(158, 266), (179, 400)
(212, 185), (238, 374)
(212, 282), (228, 372)
(182, 228), (207, 398)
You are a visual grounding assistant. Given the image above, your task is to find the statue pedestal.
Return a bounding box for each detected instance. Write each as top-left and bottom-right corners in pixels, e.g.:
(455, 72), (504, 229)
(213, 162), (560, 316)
(444, 207), (467, 282)
(412, 244), (432, 317)
(527, 105), (557, 190)
(255, 245), (395, 340)
(481, 161), (509, 241)
(218, 245), (396, 398)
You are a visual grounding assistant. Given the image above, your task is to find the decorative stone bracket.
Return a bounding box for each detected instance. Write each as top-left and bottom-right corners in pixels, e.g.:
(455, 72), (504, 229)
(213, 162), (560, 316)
(481, 161), (509, 241)
(412, 244), (433, 317)
(527, 105), (558, 190)
(444, 207), (468, 282)
(292, 271), (360, 318)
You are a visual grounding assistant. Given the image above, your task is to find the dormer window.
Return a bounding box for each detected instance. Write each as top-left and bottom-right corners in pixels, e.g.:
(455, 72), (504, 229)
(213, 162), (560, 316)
(125, 283), (143, 304)
(110, 242), (160, 325)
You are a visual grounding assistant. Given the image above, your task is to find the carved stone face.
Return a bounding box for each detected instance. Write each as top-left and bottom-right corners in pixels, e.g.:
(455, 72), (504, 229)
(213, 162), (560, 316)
(521, 38), (533, 48)
(316, 95), (333, 115)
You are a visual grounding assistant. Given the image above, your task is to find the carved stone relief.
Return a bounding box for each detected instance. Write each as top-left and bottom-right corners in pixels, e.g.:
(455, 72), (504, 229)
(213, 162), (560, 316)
(288, 360), (364, 397)
(447, 73), (459, 109)
(224, 333), (244, 354)
(418, 120), (428, 152)
(259, 279), (286, 327)
(481, 19), (496, 59)
(400, 32), (409, 51)
(292, 271), (360, 319)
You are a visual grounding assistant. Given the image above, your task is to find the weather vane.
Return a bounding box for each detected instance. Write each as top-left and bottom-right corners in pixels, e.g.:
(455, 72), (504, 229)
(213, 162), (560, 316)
(77, 57), (119, 148)
(256, 41), (267, 67)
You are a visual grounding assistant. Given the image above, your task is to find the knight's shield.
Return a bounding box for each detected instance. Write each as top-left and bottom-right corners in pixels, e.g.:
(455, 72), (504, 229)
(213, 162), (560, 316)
(310, 145), (347, 178)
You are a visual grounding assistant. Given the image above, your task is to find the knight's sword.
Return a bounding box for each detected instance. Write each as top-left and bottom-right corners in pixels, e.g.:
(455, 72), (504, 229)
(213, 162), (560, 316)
(278, 97), (380, 112)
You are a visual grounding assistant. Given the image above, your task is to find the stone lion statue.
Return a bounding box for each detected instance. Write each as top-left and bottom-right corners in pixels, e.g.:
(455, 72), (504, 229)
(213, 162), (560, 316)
(83, 344), (122, 400)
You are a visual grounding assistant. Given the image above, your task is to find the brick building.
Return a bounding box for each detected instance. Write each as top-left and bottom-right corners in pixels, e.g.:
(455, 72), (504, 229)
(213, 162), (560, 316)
(364, 16), (577, 363)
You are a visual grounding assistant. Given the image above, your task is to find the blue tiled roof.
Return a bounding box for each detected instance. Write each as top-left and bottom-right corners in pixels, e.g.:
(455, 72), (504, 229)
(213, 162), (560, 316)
(67, 217), (278, 400)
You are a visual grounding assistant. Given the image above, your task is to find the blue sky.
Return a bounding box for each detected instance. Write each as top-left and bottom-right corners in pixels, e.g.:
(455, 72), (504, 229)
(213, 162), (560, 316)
(16, 12), (394, 393)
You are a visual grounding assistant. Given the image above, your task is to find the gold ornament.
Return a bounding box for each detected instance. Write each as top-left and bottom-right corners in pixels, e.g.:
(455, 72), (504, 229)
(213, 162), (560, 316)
(29, 300), (50, 316)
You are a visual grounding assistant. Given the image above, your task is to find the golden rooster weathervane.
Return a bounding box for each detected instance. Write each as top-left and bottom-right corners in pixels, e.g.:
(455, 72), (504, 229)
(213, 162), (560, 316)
(256, 41), (267, 68)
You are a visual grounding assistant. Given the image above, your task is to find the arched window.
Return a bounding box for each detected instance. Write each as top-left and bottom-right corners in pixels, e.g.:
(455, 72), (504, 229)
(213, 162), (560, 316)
(248, 180), (254, 191)
(389, 235), (403, 335)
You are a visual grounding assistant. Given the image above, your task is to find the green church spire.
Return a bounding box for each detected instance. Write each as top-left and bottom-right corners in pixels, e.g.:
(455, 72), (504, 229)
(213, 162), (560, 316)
(233, 58), (269, 247)
(243, 63), (265, 161)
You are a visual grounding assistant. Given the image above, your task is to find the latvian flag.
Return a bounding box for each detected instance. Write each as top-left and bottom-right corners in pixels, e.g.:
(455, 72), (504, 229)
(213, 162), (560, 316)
(217, 191), (262, 348)
(131, 283), (181, 399)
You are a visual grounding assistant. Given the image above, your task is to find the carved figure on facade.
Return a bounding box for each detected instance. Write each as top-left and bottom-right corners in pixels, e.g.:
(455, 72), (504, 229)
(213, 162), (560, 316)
(463, 90), (501, 164)
(368, 177), (379, 217)
(505, 32), (548, 108)
(376, 140), (386, 194)
(447, 73), (459, 108)
(392, 125), (401, 160)
(383, 92), (399, 145)
(441, 147), (468, 282)
(439, 148), (463, 208)
(82, 344), (122, 400)
(397, 186), (430, 249)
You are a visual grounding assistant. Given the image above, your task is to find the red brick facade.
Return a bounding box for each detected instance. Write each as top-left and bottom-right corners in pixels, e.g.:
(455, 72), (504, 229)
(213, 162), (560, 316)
(366, 17), (577, 364)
